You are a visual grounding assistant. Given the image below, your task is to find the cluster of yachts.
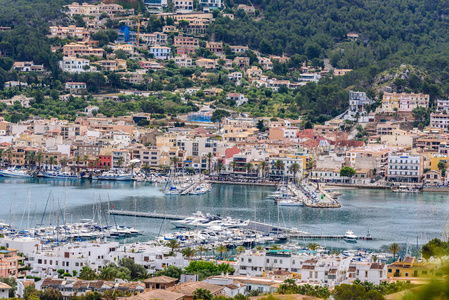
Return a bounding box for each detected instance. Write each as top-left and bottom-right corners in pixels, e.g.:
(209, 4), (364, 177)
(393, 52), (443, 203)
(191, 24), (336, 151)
(0, 167), (135, 181)
(266, 183), (338, 207)
(0, 219), (142, 242)
(171, 212), (250, 229)
(164, 180), (212, 195)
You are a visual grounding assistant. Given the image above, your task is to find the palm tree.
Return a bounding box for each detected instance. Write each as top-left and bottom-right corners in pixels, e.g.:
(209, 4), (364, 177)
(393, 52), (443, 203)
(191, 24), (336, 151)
(35, 152), (43, 170)
(129, 162), (137, 177)
(142, 163), (150, 175)
(307, 243), (320, 251)
(170, 156), (179, 173)
(255, 245), (264, 252)
(181, 247), (197, 259)
(215, 161), (224, 175)
(94, 157), (101, 169)
(165, 239), (180, 252)
(0, 149), (4, 167)
(117, 157), (124, 169)
(289, 162), (301, 183)
(75, 155), (81, 174)
(230, 160), (237, 177)
(26, 152), (35, 169)
(260, 161), (269, 179)
(216, 244), (228, 259)
(236, 246), (246, 254)
(388, 243), (401, 261)
(192, 288), (213, 300)
(244, 162), (253, 176)
(274, 160), (285, 179)
(206, 152), (213, 175)
(197, 245), (207, 259)
(270, 244), (281, 250)
(48, 156), (55, 171)
(4, 148), (12, 166)
(60, 157), (68, 172)
(83, 155), (89, 170)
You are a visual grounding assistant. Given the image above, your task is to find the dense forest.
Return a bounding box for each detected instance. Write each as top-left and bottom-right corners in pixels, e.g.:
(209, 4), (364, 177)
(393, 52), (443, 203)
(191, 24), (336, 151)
(212, 0), (449, 95)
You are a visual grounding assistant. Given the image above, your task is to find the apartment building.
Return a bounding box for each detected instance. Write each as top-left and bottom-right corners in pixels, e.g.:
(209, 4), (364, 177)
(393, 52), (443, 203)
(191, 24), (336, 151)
(174, 0), (193, 10)
(269, 156), (303, 179)
(436, 99), (449, 111)
(63, 43), (105, 57)
(97, 59), (127, 71)
(430, 113), (449, 131)
(376, 122), (400, 135)
(65, 2), (134, 17)
(176, 136), (217, 157)
(198, 0), (223, 8)
(206, 42), (223, 53)
(144, 0), (168, 8)
(140, 32), (167, 45)
(233, 56), (250, 68)
(48, 25), (89, 39)
(381, 92), (429, 112)
(0, 248), (22, 278)
(196, 58), (217, 69)
(346, 145), (396, 176)
(174, 55), (193, 67)
(174, 35), (199, 48)
(150, 46), (171, 59)
(59, 57), (90, 73)
(230, 45), (248, 54)
(387, 153), (424, 183)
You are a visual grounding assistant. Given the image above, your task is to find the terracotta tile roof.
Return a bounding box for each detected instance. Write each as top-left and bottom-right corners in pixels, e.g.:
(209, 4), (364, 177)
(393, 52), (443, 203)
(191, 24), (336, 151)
(301, 265), (315, 270)
(128, 289), (184, 300)
(41, 278), (63, 287)
(73, 281), (89, 289)
(168, 281), (223, 296)
(403, 257), (414, 263)
(144, 276), (178, 284)
(225, 284), (240, 290)
(0, 282), (11, 289)
(348, 266), (356, 272)
(370, 262), (386, 270)
(328, 269), (337, 275)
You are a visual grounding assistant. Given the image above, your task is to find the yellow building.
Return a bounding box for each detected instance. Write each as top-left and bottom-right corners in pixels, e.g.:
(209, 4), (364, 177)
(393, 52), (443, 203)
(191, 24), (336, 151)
(387, 257), (440, 278)
(430, 156), (449, 171)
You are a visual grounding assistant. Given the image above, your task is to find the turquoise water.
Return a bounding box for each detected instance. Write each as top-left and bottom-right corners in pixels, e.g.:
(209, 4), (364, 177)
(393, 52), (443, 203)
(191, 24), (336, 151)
(0, 178), (447, 251)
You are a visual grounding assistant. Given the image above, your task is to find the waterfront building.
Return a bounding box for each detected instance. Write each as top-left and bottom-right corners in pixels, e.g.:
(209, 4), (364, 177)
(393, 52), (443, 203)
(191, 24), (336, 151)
(387, 153), (424, 183)
(387, 256), (439, 278)
(27, 241), (186, 278)
(269, 156), (303, 180)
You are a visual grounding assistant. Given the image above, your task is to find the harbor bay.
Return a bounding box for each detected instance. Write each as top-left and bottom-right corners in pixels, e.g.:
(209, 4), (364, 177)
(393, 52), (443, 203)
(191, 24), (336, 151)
(0, 177), (446, 251)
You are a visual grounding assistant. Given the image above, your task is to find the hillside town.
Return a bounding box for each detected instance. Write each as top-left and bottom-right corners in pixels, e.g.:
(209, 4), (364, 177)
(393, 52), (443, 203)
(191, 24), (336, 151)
(1, 0), (449, 299)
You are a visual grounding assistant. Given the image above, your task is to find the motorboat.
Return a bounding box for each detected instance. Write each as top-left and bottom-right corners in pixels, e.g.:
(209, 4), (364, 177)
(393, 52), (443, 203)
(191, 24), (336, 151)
(391, 186), (420, 193)
(0, 167), (33, 178)
(94, 171), (132, 181)
(343, 230), (358, 243)
(42, 171), (78, 179)
(277, 199), (304, 206)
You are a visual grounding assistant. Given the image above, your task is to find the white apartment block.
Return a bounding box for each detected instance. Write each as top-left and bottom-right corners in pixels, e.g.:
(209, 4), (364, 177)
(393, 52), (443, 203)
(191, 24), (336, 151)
(27, 241), (186, 278)
(174, 0), (193, 10)
(198, 0), (222, 8)
(237, 250), (386, 287)
(387, 153), (423, 183)
(176, 136), (217, 157)
(59, 57), (91, 73)
(349, 91), (374, 113)
(436, 99), (449, 111)
(430, 113), (449, 131)
(150, 46), (171, 59)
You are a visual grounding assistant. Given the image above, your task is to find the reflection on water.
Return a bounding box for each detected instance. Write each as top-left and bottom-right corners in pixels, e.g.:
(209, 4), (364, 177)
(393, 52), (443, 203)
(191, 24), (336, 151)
(0, 178), (447, 250)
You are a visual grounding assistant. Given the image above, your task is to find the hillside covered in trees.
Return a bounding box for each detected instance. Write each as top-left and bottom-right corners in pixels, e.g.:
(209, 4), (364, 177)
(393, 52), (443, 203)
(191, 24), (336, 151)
(212, 0), (449, 96)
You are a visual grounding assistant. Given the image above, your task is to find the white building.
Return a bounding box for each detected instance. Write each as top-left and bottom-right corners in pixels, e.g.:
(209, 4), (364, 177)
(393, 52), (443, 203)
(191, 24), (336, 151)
(227, 93), (248, 107)
(430, 113), (449, 131)
(436, 99), (449, 111)
(387, 153), (424, 183)
(203, 277), (246, 297)
(176, 136), (217, 157)
(174, 55), (193, 68)
(347, 262), (387, 285)
(27, 241), (186, 278)
(150, 46), (171, 60)
(144, 0), (168, 9)
(113, 131), (131, 144)
(0, 282), (11, 299)
(299, 73), (320, 83)
(198, 0), (222, 8)
(59, 57), (91, 73)
(269, 156), (303, 179)
(349, 91), (374, 114)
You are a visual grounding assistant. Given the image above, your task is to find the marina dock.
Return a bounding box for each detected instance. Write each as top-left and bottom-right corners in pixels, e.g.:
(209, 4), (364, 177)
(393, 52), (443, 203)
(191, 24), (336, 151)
(108, 210), (373, 240)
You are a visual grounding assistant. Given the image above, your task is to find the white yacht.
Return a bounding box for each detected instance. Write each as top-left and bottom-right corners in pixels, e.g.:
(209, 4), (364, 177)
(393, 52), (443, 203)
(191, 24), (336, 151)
(0, 167), (33, 178)
(343, 230), (358, 243)
(94, 171), (132, 181)
(42, 171), (79, 179)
